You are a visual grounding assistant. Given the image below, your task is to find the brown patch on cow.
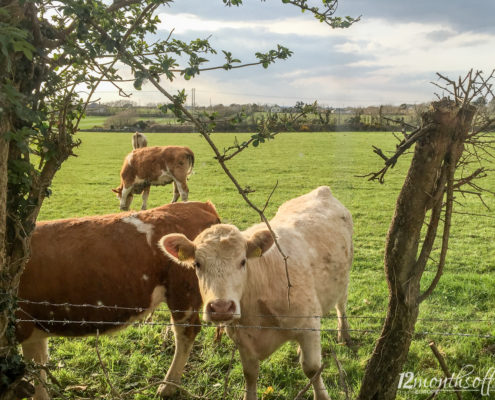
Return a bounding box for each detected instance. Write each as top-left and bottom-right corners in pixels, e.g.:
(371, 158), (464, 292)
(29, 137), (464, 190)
(17, 201), (220, 342)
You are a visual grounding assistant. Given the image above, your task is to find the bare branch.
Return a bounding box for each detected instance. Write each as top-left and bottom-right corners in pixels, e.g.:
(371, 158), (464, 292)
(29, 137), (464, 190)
(123, 380), (203, 398)
(427, 342), (462, 400)
(380, 114), (417, 131)
(74, 2), (158, 131)
(95, 330), (123, 400)
(293, 364), (325, 400)
(107, 0), (145, 13)
(88, 19), (296, 304)
(260, 181), (279, 214)
(330, 348), (350, 400)
(359, 123), (435, 183)
(419, 149), (456, 303)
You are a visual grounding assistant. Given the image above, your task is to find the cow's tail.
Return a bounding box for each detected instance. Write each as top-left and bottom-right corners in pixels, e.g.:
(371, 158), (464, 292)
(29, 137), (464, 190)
(186, 149), (195, 176)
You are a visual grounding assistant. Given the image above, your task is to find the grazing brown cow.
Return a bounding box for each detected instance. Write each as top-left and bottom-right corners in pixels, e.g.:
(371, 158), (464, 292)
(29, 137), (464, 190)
(132, 131), (148, 149)
(17, 201), (220, 400)
(160, 187), (353, 400)
(112, 146), (194, 211)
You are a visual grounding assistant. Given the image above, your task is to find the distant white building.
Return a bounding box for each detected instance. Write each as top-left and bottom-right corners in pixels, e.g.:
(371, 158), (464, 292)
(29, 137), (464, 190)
(86, 103), (109, 115)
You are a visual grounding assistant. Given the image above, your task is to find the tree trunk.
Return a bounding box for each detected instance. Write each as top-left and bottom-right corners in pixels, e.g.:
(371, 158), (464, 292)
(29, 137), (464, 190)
(0, 116), (28, 400)
(357, 99), (476, 400)
(0, 121), (9, 338)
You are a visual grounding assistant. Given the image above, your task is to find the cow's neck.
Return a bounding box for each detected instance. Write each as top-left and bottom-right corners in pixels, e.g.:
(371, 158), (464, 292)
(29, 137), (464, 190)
(240, 251), (290, 324)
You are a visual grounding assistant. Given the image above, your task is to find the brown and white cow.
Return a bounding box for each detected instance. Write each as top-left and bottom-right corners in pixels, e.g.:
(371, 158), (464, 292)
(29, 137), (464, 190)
(112, 146), (194, 211)
(132, 131), (148, 149)
(17, 201), (220, 400)
(160, 187), (353, 400)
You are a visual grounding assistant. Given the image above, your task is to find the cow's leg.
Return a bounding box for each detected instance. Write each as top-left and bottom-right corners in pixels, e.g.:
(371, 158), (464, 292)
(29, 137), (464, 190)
(120, 186), (133, 210)
(335, 293), (352, 345)
(238, 347), (260, 400)
(22, 338), (49, 400)
(297, 332), (330, 400)
(156, 313), (200, 398)
(141, 185), (150, 210)
(171, 181), (180, 203)
(172, 178), (188, 202)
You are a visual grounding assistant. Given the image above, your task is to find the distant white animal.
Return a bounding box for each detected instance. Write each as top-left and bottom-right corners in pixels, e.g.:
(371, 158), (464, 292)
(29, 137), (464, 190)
(159, 186), (353, 400)
(132, 131), (147, 149)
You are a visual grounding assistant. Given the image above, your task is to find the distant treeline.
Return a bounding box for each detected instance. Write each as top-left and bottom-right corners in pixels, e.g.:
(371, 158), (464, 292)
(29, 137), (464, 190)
(84, 99), (495, 133)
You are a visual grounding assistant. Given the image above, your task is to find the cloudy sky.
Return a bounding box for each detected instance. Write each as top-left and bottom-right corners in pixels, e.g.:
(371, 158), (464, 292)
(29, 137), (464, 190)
(97, 0), (495, 107)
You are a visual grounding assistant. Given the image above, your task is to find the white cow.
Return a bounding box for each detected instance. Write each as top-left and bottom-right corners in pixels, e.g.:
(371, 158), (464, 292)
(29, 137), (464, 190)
(159, 186), (353, 400)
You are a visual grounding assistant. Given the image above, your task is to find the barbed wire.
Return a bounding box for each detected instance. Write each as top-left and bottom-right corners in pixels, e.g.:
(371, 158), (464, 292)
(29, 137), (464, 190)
(14, 297), (495, 399)
(15, 298), (495, 324)
(15, 316), (494, 339)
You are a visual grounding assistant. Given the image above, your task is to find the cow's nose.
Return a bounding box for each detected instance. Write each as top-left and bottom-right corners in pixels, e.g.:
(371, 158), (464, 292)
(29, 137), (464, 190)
(206, 299), (236, 321)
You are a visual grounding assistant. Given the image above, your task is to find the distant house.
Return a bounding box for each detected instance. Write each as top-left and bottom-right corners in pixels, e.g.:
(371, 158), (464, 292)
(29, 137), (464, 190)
(270, 106), (282, 113)
(86, 103), (109, 115)
(334, 108), (353, 114)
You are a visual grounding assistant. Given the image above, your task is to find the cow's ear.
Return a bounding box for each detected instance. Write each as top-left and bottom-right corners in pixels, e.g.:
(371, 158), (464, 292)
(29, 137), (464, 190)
(111, 188), (118, 193)
(159, 234), (196, 265)
(246, 230), (274, 258)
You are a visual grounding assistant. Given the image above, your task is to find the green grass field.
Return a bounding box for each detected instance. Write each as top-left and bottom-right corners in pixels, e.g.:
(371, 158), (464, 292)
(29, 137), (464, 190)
(36, 131), (495, 399)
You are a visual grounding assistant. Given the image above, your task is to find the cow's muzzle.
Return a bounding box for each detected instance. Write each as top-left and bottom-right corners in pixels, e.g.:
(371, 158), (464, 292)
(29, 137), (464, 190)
(206, 299), (237, 322)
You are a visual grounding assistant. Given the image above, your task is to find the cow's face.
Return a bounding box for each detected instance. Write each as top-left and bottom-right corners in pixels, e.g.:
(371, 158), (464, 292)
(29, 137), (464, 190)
(112, 186), (133, 211)
(159, 224), (274, 323)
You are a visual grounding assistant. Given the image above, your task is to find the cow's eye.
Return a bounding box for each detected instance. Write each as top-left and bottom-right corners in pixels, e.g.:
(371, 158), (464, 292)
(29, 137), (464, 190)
(240, 259), (246, 268)
(194, 261), (201, 270)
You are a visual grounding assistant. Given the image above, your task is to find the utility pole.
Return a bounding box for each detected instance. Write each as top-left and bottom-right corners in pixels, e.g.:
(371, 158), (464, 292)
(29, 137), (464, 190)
(191, 88), (196, 114)
(191, 88), (196, 133)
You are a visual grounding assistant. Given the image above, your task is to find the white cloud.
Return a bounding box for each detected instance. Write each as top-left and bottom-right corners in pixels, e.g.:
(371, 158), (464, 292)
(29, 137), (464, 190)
(332, 19), (495, 75)
(157, 12), (341, 37)
(93, 9), (495, 107)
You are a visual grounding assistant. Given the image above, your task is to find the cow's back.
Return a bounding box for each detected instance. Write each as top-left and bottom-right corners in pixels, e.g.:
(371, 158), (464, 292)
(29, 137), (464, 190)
(128, 146), (193, 178)
(244, 186), (353, 317)
(17, 201), (220, 342)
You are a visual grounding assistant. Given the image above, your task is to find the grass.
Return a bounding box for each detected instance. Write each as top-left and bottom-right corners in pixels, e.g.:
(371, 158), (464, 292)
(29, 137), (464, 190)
(36, 130), (495, 399)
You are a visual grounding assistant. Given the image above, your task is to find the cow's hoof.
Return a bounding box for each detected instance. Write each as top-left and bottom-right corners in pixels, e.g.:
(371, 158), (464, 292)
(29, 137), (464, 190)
(156, 383), (177, 398)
